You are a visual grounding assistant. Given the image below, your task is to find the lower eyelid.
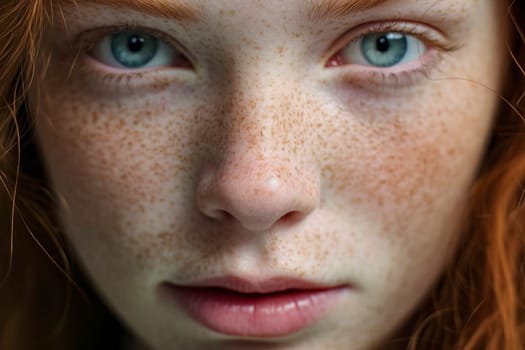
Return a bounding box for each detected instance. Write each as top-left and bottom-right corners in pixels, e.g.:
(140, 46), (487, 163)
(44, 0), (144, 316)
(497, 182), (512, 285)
(84, 42), (193, 73)
(76, 54), (194, 94)
(333, 48), (443, 89)
(79, 54), (439, 95)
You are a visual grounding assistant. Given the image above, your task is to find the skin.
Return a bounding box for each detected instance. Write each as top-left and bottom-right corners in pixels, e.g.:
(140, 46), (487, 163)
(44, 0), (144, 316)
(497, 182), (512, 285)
(29, 0), (507, 349)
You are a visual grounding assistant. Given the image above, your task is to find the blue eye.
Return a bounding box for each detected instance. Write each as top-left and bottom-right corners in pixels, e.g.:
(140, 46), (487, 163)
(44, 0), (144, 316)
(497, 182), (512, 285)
(111, 33), (158, 68)
(90, 31), (187, 69)
(342, 32), (426, 68)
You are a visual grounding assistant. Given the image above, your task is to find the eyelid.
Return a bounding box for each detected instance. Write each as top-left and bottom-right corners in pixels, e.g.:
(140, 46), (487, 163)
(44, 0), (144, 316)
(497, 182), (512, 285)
(324, 20), (459, 68)
(75, 24), (196, 69)
(66, 25), (197, 94)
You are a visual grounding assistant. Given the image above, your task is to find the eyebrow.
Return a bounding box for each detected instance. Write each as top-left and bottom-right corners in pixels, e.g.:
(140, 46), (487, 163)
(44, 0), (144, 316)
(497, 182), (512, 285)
(73, 0), (200, 21)
(73, 0), (391, 22)
(307, 0), (393, 21)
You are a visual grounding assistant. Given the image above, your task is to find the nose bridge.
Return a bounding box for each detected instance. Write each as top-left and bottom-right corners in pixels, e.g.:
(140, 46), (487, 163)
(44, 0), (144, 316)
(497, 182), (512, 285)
(218, 64), (301, 155)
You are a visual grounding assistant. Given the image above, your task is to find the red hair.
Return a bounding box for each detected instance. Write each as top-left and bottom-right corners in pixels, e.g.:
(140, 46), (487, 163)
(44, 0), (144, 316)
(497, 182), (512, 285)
(0, 1), (524, 349)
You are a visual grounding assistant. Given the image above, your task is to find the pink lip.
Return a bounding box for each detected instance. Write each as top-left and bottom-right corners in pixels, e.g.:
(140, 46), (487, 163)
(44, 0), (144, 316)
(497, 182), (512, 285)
(158, 276), (349, 337)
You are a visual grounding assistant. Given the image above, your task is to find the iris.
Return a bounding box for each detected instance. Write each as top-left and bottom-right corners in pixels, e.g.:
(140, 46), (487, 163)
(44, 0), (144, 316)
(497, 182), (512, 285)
(110, 32), (159, 68)
(360, 32), (408, 67)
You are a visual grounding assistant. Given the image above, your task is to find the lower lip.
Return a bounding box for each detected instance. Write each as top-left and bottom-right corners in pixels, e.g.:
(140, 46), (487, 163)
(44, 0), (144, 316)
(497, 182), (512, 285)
(159, 284), (348, 337)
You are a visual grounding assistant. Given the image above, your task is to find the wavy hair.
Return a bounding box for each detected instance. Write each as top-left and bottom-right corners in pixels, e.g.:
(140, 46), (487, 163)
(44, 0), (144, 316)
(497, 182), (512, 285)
(0, 1), (524, 349)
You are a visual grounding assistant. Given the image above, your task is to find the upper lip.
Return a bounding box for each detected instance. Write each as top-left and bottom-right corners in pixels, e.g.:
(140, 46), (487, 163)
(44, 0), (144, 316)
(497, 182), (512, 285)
(169, 275), (347, 294)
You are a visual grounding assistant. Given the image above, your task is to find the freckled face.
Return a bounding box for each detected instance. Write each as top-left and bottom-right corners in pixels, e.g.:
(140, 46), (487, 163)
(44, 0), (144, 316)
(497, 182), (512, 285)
(30, 0), (506, 349)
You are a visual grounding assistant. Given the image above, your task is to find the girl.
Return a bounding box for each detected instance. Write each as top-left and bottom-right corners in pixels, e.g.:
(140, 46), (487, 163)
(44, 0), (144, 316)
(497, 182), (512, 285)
(0, 0), (524, 349)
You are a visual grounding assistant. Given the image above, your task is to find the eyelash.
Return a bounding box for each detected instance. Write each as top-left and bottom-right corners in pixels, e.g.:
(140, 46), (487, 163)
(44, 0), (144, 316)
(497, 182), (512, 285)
(73, 25), (192, 91)
(75, 22), (454, 90)
(326, 21), (455, 88)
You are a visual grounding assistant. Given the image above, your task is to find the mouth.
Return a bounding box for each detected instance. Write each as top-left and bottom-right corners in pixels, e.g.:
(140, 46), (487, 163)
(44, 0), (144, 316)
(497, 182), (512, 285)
(158, 276), (350, 338)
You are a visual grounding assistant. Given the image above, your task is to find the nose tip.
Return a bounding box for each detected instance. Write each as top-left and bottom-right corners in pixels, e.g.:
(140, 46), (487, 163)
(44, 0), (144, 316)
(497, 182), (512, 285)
(197, 161), (319, 232)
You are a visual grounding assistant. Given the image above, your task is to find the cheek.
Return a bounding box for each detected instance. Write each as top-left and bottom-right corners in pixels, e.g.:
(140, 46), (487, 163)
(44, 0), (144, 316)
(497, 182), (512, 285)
(32, 91), (219, 266)
(321, 81), (496, 237)
(34, 95), (198, 208)
(32, 94), (208, 270)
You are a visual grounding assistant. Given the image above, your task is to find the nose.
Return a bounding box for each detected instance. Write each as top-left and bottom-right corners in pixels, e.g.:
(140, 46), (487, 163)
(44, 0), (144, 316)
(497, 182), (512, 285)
(197, 156), (319, 233)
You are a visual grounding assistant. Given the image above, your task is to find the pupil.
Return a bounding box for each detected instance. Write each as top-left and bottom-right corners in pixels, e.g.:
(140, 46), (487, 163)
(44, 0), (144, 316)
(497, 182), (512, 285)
(376, 36), (390, 52)
(127, 35), (144, 52)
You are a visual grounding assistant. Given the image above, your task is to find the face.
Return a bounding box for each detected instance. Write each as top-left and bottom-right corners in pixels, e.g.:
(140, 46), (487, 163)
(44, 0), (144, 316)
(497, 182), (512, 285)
(30, 0), (507, 349)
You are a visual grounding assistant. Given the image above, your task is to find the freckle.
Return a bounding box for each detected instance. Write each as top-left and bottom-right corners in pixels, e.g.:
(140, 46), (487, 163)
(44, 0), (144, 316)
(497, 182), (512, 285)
(91, 111), (99, 123)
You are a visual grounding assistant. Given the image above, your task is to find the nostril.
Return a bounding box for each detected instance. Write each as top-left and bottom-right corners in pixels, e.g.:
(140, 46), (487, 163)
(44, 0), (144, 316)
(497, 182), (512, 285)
(221, 211), (234, 222)
(209, 209), (234, 221)
(281, 211), (296, 221)
(206, 206), (304, 231)
(196, 160), (319, 232)
(279, 211), (303, 227)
